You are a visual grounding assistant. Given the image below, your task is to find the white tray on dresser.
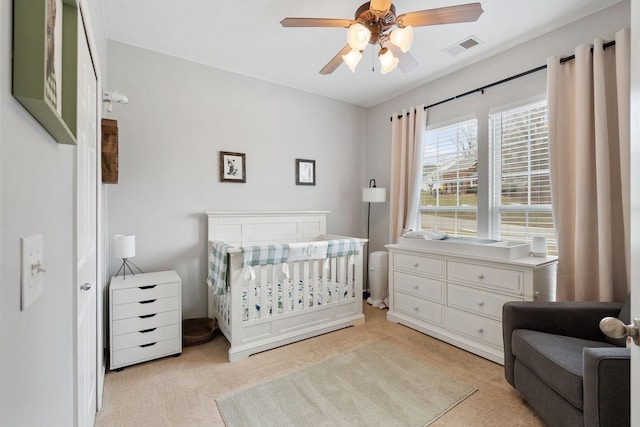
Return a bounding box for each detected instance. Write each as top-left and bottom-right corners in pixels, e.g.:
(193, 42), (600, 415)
(386, 242), (557, 365)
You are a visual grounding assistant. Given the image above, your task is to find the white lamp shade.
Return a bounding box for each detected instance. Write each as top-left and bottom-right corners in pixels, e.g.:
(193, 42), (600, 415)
(346, 23), (371, 51)
(342, 48), (363, 73)
(363, 187), (386, 203)
(114, 234), (136, 259)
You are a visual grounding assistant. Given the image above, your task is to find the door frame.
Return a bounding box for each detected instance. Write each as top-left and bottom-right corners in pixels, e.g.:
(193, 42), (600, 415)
(630, 2), (639, 425)
(73, 0), (104, 423)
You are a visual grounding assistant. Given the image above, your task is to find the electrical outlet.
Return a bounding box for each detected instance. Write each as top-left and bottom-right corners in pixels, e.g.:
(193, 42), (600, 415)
(21, 234), (45, 310)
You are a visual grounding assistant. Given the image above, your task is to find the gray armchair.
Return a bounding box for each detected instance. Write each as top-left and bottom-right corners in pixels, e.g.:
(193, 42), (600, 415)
(502, 297), (630, 427)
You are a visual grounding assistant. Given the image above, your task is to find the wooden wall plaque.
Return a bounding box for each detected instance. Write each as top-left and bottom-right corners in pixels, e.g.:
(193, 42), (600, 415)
(101, 118), (118, 183)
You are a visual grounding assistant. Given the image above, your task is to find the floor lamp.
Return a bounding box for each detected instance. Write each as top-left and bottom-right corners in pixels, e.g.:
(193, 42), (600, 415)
(362, 179), (386, 297)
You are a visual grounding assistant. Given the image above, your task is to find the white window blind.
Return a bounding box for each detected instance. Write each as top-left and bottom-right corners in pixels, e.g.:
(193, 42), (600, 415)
(490, 101), (556, 254)
(421, 119), (478, 237)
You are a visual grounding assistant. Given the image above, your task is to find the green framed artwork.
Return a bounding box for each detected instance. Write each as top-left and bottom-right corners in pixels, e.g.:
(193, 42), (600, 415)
(12, 0), (78, 145)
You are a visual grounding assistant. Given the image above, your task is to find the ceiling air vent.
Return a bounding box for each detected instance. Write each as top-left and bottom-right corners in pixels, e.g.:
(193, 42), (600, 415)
(443, 36), (482, 56)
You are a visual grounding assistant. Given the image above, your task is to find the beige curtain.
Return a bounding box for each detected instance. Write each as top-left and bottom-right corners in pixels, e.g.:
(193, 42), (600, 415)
(389, 105), (426, 243)
(547, 28), (630, 302)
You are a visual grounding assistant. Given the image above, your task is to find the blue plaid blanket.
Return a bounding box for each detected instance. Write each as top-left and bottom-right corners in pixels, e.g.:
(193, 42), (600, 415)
(326, 239), (361, 257)
(241, 244), (290, 267)
(207, 241), (233, 295)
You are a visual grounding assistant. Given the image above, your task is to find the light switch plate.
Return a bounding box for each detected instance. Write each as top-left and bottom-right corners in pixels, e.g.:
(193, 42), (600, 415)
(21, 234), (44, 310)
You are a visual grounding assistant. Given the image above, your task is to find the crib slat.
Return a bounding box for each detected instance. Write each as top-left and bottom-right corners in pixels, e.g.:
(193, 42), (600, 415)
(247, 268), (255, 321)
(272, 263), (279, 316)
(293, 262), (301, 312)
(282, 263), (290, 314)
(303, 261), (310, 309)
(261, 265), (270, 318)
(313, 260), (321, 306)
(338, 256), (347, 301)
(330, 257), (337, 303)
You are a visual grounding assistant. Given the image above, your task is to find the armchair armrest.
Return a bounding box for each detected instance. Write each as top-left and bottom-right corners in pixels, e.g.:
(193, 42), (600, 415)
(502, 301), (623, 386)
(583, 347), (630, 427)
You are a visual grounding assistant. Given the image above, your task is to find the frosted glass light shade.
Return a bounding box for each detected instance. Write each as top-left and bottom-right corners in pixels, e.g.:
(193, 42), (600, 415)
(342, 48), (363, 73)
(347, 23), (371, 51)
(390, 26), (414, 53)
(114, 234), (136, 259)
(378, 48), (399, 74)
(362, 187), (386, 203)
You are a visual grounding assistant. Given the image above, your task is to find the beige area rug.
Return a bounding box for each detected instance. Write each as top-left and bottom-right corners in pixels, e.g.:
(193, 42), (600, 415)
(216, 341), (477, 426)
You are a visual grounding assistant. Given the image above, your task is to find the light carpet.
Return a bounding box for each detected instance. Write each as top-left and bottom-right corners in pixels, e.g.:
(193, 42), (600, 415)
(216, 341), (477, 426)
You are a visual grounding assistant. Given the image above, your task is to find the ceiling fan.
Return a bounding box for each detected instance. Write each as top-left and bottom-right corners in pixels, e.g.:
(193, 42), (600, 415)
(280, 1), (483, 75)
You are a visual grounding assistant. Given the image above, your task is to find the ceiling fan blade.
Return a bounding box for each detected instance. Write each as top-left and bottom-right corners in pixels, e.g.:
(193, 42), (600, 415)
(397, 2), (483, 27)
(384, 42), (419, 73)
(280, 17), (354, 28)
(319, 44), (352, 75)
(369, 0), (392, 15)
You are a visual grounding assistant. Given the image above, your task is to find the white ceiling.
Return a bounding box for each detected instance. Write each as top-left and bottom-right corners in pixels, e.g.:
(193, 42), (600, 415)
(103, 0), (622, 107)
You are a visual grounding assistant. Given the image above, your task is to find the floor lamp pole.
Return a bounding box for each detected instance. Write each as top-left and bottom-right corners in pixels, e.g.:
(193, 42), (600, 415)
(365, 201), (371, 298)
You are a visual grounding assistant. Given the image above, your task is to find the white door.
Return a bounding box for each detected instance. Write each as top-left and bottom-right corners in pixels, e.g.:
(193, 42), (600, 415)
(76, 10), (98, 427)
(630, 3), (639, 425)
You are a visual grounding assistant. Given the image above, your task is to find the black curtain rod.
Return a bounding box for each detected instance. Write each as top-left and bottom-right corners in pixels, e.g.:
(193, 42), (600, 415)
(390, 40), (616, 121)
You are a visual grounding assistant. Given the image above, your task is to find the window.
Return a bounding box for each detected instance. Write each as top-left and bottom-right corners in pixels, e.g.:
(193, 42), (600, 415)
(490, 100), (556, 255)
(418, 100), (556, 255)
(421, 119), (478, 237)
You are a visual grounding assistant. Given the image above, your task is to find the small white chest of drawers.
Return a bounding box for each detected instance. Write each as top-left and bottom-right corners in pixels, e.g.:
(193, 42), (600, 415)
(109, 270), (182, 370)
(386, 244), (557, 365)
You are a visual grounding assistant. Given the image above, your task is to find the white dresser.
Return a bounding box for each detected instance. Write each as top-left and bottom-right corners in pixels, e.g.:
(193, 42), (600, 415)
(386, 244), (557, 364)
(109, 270), (182, 370)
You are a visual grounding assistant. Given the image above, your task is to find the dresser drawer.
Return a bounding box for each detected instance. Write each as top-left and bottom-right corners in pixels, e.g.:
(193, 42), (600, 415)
(447, 261), (523, 293)
(394, 271), (444, 303)
(448, 284), (522, 320)
(112, 337), (181, 369)
(112, 282), (180, 305)
(446, 307), (503, 348)
(112, 324), (180, 351)
(112, 310), (180, 335)
(112, 296), (180, 321)
(394, 253), (444, 277)
(394, 291), (443, 326)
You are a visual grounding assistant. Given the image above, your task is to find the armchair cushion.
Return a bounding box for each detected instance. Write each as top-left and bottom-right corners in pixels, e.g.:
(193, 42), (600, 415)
(512, 329), (615, 409)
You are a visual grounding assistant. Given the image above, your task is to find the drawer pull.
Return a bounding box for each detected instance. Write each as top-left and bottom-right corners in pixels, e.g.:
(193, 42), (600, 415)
(477, 301), (484, 306)
(414, 307), (420, 312)
(414, 263), (419, 268)
(478, 274), (485, 279)
(140, 342), (157, 348)
(139, 285), (157, 290)
(477, 328), (484, 333)
(139, 328), (157, 334)
(139, 313), (156, 319)
(139, 299), (157, 304)
(413, 285), (419, 290)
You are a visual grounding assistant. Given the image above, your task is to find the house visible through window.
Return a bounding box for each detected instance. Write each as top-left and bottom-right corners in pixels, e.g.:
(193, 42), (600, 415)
(420, 100), (556, 255)
(421, 119), (478, 237)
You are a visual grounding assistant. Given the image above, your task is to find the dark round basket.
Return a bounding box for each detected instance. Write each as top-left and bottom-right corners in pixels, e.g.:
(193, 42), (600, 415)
(182, 318), (217, 347)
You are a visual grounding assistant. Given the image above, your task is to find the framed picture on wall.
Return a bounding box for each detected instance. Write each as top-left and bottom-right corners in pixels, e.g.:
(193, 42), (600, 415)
(220, 151), (246, 183)
(12, 0), (78, 145)
(296, 159), (316, 186)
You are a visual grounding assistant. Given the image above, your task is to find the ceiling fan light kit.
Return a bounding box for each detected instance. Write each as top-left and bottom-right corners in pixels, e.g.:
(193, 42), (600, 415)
(281, 1), (483, 75)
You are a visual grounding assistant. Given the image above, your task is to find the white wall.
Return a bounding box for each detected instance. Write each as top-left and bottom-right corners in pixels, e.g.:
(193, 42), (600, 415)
(0, 0), (106, 425)
(105, 41), (368, 319)
(365, 0), (630, 251)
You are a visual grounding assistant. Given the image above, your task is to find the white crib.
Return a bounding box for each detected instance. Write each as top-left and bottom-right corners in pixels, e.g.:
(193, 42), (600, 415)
(206, 211), (365, 362)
